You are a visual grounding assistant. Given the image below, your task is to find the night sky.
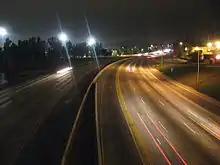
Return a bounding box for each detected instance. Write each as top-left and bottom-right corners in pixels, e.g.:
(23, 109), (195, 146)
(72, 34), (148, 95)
(0, 0), (219, 47)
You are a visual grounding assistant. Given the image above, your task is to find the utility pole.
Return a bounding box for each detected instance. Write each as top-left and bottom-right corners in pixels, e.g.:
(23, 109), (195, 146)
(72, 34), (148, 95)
(196, 50), (200, 85)
(161, 55), (164, 68)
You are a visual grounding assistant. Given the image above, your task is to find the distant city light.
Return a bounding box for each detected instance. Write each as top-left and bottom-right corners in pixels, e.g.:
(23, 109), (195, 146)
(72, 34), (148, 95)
(163, 48), (172, 53)
(179, 42), (183, 46)
(57, 67), (72, 74)
(58, 32), (68, 43)
(87, 36), (96, 46)
(215, 41), (220, 49)
(151, 45), (154, 47)
(207, 42), (213, 48)
(0, 27), (7, 37)
(216, 54), (220, 60)
(185, 47), (188, 51)
(195, 46), (199, 51)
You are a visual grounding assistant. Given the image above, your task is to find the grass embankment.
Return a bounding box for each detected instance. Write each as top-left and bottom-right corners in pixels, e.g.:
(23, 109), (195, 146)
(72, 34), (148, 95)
(156, 62), (220, 101)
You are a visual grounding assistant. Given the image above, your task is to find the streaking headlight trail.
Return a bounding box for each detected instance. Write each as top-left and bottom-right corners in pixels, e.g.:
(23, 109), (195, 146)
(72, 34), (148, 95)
(57, 67), (73, 74)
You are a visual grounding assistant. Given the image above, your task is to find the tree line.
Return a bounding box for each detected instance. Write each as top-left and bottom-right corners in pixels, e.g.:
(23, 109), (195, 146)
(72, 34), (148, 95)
(0, 36), (110, 84)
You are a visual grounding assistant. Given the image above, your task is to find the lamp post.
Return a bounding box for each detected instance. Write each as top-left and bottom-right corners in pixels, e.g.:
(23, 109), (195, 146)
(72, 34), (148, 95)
(195, 46), (200, 85)
(57, 32), (72, 67)
(58, 32), (68, 43)
(0, 27), (7, 37)
(87, 37), (96, 46)
(0, 27), (8, 47)
(87, 36), (100, 70)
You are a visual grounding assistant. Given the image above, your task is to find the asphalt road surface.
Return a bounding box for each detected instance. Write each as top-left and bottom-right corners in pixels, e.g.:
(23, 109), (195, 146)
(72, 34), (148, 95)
(96, 58), (220, 165)
(0, 62), (98, 165)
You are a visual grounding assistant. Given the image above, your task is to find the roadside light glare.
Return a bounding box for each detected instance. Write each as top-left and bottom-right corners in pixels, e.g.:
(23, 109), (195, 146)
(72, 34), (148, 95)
(195, 46), (199, 51)
(185, 47), (188, 51)
(163, 48), (172, 53)
(57, 67), (72, 74)
(58, 32), (68, 42)
(216, 55), (220, 60)
(215, 41), (220, 49)
(179, 42), (183, 46)
(0, 27), (7, 37)
(87, 37), (96, 46)
(207, 42), (213, 47)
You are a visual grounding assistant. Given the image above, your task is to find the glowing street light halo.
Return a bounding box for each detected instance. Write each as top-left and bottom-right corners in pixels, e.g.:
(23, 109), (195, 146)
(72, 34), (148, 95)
(58, 32), (68, 43)
(87, 36), (96, 46)
(0, 27), (8, 37)
(215, 41), (220, 49)
(207, 42), (213, 48)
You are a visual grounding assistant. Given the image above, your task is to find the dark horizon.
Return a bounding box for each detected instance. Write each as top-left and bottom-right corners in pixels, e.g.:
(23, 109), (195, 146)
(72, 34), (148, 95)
(0, 0), (219, 48)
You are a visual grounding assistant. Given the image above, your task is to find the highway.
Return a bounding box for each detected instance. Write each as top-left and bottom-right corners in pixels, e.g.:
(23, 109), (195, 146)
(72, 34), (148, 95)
(0, 62), (98, 165)
(96, 58), (220, 165)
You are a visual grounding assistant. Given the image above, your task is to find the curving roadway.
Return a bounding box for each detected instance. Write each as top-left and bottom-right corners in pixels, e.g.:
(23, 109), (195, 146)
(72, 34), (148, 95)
(95, 58), (220, 165)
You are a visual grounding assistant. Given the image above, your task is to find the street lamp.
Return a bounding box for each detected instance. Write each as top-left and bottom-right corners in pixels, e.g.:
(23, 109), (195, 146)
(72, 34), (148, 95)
(57, 32), (72, 68)
(58, 32), (68, 43)
(87, 36), (96, 46)
(215, 41), (220, 49)
(0, 27), (8, 47)
(87, 36), (100, 70)
(0, 27), (7, 37)
(195, 46), (200, 85)
(207, 42), (213, 48)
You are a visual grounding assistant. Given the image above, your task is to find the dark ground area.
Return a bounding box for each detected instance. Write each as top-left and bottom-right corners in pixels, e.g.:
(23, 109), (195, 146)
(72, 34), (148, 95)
(63, 84), (98, 165)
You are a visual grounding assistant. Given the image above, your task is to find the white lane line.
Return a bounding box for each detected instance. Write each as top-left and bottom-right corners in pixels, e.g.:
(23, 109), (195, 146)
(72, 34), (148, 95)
(158, 121), (168, 133)
(0, 92), (10, 100)
(15, 74), (55, 93)
(159, 100), (165, 106)
(157, 138), (162, 145)
(137, 112), (172, 165)
(0, 100), (12, 108)
(140, 97), (145, 105)
(0, 96), (10, 104)
(183, 123), (196, 134)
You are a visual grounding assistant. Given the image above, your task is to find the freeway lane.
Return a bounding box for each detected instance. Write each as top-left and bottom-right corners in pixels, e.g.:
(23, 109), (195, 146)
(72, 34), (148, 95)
(0, 63), (97, 165)
(96, 58), (220, 165)
(96, 60), (143, 165)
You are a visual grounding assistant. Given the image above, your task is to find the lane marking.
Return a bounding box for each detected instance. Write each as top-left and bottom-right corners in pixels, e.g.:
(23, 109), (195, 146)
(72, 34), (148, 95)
(147, 113), (188, 165)
(183, 123), (196, 134)
(116, 63), (147, 164)
(157, 138), (162, 145)
(141, 97), (145, 105)
(158, 121), (168, 133)
(139, 66), (220, 140)
(0, 96), (11, 105)
(137, 113), (171, 165)
(15, 74), (55, 93)
(0, 100), (12, 108)
(159, 100), (165, 106)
